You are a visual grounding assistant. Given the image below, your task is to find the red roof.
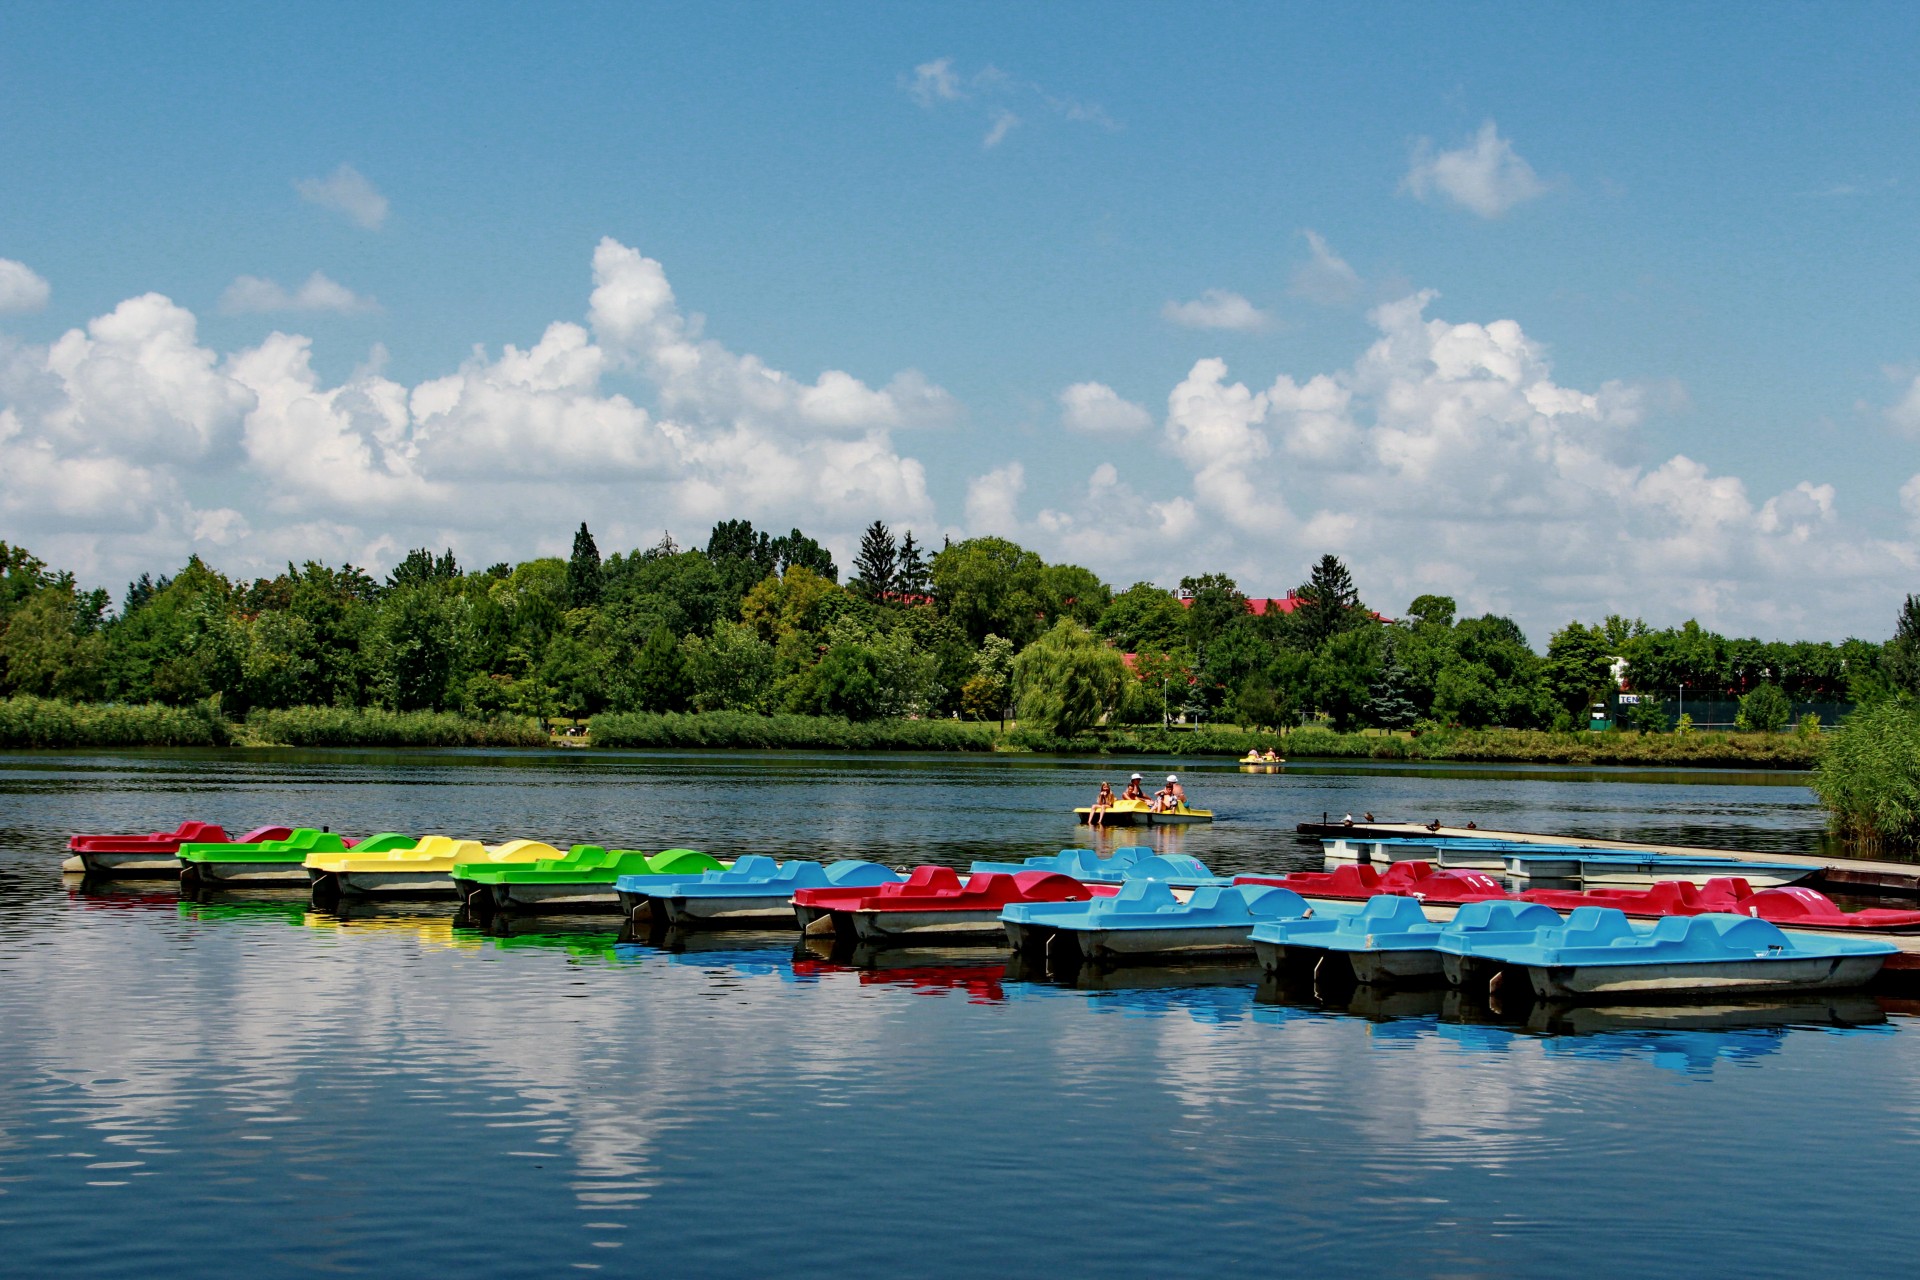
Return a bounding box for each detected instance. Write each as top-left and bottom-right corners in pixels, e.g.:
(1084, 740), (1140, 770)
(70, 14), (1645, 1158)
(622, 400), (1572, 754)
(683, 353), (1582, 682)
(1176, 592), (1304, 615)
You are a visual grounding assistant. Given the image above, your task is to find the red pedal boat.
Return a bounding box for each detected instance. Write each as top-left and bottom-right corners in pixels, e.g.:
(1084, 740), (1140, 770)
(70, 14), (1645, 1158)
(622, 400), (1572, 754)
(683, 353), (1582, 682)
(65, 822), (294, 878)
(1236, 860), (1508, 905)
(843, 869), (1107, 947)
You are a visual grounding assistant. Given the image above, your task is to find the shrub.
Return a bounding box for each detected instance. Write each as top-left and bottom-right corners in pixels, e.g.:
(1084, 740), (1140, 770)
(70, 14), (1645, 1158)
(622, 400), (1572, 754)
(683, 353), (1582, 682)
(588, 710), (997, 752)
(0, 695), (232, 748)
(1810, 701), (1920, 855)
(245, 706), (548, 747)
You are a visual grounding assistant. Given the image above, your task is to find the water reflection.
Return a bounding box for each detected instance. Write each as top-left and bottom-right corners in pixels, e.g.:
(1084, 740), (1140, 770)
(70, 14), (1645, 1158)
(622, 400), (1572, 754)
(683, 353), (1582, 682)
(4, 750), (1918, 1277)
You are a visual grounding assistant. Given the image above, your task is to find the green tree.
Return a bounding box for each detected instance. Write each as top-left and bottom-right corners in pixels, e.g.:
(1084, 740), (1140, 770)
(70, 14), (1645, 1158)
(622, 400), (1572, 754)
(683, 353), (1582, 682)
(1179, 573), (1248, 651)
(387, 547), (460, 592)
(930, 536), (1048, 647)
(1310, 627), (1381, 730)
(566, 523), (603, 607)
(0, 585), (106, 698)
(1365, 646), (1420, 730)
(1096, 582), (1188, 654)
(772, 528), (837, 582)
(629, 624), (688, 712)
(967, 634), (1016, 725)
(1042, 563), (1112, 628)
(1294, 554), (1365, 650)
(852, 520), (898, 602)
(1405, 594), (1455, 629)
(1543, 621), (1615, 721)
(380, 586), (462, 711)
(681, 621), (777, 713)
(1011, 619), (1126, 737)
(1736, 681), (1792, 732)
(1881, 595), (1920, 698)
(894, 531), (930, 597)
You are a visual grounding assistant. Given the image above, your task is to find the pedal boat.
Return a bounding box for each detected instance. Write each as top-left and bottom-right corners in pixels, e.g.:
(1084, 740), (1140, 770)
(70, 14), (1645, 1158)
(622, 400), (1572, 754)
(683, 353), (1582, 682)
(973, 848), (1227, 890)
(1005, 880), (1318, 966)
(66, 822), (292, 878)
(1237, 860), (1508, 905)
(305, 835), (491, 903)
(461, 846), (722, 919)
(986, 856), (1223, 956)
(1448, 907), (1898, 1000)
(794, 864), (962, 939)
(1074, 798), (1214, 827)
(179, 830), (413, 888)
(846, 869), (1105, 947)
(634, 856), (901, 930)
(1250, 895), (1563, 986)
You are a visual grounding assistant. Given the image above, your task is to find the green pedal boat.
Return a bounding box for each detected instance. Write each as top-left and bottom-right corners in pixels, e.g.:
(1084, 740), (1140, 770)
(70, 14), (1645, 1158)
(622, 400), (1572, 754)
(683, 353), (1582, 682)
(178, 829), (416, 889)
(454, 845), (726, 921)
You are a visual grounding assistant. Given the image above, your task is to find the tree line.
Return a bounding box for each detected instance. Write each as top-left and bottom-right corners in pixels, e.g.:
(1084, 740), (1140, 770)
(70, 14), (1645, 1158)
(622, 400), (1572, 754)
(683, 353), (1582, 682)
(0, 526), (1908, 738)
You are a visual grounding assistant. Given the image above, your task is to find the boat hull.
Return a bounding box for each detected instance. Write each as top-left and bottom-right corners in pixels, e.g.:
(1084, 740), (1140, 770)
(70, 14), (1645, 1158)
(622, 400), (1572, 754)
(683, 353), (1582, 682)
(1070, 924), (1258, 964)
(182, 860), (309, 887)
(659, 894), (802, 930)
(1527, 954), (1887, 1000)
(849, 908), (1007, 945)
(309, 868), (457, 901)
(75, 850), (184, 878)
(483, 881), (623, 916)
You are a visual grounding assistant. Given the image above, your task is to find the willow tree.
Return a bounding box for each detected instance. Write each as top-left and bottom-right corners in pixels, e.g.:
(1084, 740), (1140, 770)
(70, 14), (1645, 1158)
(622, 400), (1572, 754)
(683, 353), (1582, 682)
(1011, 619), (1126, 737)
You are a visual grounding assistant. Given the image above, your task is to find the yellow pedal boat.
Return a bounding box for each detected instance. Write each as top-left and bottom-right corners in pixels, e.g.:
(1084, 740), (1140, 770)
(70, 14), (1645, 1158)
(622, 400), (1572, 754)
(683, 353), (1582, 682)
(307, 835), (551, 903)
(1074, 798), (1214, 827)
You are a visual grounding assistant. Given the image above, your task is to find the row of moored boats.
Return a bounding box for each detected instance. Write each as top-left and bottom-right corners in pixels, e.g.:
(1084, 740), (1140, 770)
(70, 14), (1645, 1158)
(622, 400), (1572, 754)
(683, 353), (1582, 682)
(63, 822), (1920, 1003)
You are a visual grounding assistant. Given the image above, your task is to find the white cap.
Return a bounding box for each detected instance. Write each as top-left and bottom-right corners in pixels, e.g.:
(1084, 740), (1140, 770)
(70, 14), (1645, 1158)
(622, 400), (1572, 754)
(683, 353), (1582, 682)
(1130, 773), (1142, 780)
(1167, 774), (1178, 782)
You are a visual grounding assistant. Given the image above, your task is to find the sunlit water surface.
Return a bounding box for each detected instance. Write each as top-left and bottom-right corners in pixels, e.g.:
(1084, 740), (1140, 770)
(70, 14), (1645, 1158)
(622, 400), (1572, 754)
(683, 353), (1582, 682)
(2, 748), (1916, 1278)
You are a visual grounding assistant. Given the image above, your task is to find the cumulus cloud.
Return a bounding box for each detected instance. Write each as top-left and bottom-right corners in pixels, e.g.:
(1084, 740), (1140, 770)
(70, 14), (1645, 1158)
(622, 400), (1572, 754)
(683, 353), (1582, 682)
(219, 271), (380, 315)
(1161, 289), (1271, 332)
(1883, 370), (1920, 434)
(0, 238), (946, 586)
(295, 164), (389, 230)
(1059, 382), (1153, 435)
(981, 290), (1914, 638)
(1404, 121), (1547, 218)
(0, 258), (50, 313)
(1290, 230), (1361, 305)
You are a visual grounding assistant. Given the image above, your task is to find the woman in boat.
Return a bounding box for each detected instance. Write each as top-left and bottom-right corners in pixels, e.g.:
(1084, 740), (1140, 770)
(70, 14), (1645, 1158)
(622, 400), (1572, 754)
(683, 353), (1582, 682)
(1121, 774), (1148, 803)
(1262, 748), (1282, 763)
(1089, 781), (1116, 826)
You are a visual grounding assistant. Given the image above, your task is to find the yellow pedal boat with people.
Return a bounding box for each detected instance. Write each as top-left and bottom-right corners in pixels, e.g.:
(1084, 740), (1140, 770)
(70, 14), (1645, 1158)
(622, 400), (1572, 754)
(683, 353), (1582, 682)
(1074, 798), (1214, 827)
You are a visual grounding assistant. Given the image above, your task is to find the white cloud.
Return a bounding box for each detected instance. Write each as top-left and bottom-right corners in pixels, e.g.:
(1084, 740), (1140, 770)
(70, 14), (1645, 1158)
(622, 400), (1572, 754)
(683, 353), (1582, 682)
(0, 238), (945, 586)
(294, 164), (390, 230)
(1884, 371), (1920, 434)
(1290, 230), (1361, 305)
(1059, 382), (1152, 435)
(219, 271), (380, 315)
(0, 259), (50, 313)
(1404, 121), (1547, 218)
(965, 462), (1025, 536)
(907, 57), (963, 107)
(1161, 289), (1271, 332)
(902, 58), (1115, 148)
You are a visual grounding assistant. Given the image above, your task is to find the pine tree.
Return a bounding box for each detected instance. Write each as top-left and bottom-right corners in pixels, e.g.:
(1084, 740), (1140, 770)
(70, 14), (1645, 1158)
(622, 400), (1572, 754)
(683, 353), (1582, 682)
(1366, 652), (1420, 730)
(853, 520), (897, 601)
(567, 523), (602, 606)
(894, 531), (929, 598)
(1296, 554), (1362, 650)
(1883, 594), (1920, 697)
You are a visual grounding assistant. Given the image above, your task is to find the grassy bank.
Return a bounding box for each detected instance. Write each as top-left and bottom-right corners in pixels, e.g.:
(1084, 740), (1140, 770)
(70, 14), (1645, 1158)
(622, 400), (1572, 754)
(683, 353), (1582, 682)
(0, 695), (233, 748)
(1810, 701), (1920, 855)
(588, 710), (998, 751)
(242, 707), (549, 748)
(1002, 723), (1823, 767)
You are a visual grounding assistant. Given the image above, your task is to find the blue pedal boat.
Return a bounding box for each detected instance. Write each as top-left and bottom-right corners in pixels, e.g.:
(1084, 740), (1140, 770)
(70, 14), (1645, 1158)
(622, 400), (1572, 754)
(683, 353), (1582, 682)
(1251, 896), (1567, 986)
(637, 857), (904, 930)
(970, 845), (1180, 881)
(1005, 879), (1319, 965)
(1446, 907), (1898, 1000)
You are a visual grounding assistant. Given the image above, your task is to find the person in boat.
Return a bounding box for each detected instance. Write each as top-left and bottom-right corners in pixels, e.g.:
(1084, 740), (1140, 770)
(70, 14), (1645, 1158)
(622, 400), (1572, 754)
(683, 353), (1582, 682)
(1089, 781), (1116, 826)
(1262, 748), (1282, 763)
(1155, 774), (1186, 812)
(1121, 773), (1148, 803)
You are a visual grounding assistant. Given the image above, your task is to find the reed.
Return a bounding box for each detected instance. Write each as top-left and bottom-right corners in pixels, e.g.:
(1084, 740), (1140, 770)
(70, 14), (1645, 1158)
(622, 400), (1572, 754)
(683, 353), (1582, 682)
(243, 706), (549, 748)
(1810, 701), (1920, 855)
(588, 710), (998, 752)
(0, 696), (232, 748)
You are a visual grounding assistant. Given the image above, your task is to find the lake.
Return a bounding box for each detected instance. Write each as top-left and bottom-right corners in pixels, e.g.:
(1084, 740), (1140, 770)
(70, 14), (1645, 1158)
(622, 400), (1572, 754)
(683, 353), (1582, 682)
(2, 748), (1913, 1278)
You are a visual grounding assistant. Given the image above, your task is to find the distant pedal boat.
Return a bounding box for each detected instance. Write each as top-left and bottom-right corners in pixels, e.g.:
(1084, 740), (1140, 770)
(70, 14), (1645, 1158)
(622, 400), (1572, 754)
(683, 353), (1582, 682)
(630, 856), (901, 930)
(1005, 880), (1322, 966)
(305, 834), (490, 902)
(1074, 798), (1213, 826)
(462, 847), (724, 919)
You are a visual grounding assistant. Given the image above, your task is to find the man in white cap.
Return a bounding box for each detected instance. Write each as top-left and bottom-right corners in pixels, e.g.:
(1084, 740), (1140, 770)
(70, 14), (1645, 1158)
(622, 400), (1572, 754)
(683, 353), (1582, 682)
(1121, 773), (1148, 803)
(1155, 773), (1186, 812)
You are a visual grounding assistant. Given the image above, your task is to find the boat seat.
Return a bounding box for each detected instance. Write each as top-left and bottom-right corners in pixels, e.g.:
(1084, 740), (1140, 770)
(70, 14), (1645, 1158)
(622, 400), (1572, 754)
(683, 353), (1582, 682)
(1712, 916), (1792, 951)
(1239, 885), (1310, 918)
(1356, 895), (1431, 931)
(1126, 854), (1214, 880)
(1108, 880), (1181, 912)
(1559, 907), (1639, 947)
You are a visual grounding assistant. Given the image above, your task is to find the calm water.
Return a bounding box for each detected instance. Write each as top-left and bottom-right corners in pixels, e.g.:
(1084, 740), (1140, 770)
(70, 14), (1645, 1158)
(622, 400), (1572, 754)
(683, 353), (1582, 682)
(2, 749), (1916, 1278)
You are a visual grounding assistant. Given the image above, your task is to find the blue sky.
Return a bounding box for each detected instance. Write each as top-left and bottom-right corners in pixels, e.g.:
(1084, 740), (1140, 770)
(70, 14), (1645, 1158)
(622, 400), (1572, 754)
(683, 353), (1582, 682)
(3, 3), (1918, 640)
